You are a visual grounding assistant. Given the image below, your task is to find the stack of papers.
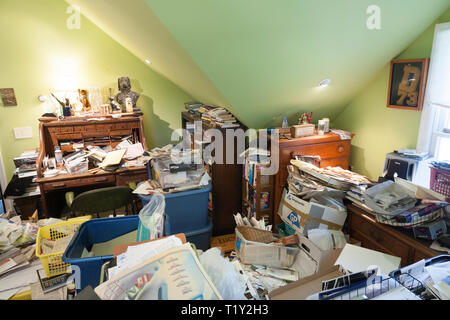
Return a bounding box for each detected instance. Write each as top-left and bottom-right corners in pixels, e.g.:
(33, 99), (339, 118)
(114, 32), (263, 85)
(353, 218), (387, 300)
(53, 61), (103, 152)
(108, 236), (183, 279)
(0, 259), (42, 300)
(290, 160), (372, 191)
(0, 248), (29, 277)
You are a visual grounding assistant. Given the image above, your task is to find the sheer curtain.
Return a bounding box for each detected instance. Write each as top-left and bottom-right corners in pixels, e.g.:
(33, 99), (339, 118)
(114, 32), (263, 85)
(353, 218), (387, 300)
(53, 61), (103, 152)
(416, 22), (450, 158)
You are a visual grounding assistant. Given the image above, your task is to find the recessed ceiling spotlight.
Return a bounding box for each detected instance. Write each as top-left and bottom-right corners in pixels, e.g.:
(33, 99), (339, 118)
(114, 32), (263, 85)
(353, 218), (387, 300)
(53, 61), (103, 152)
(318, 78), (331, 87)
(144, 59), (151, 65)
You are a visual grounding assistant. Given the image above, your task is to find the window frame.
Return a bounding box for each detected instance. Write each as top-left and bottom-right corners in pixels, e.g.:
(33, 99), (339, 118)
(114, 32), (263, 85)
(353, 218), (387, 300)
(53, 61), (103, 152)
(416, 22), (450, 158)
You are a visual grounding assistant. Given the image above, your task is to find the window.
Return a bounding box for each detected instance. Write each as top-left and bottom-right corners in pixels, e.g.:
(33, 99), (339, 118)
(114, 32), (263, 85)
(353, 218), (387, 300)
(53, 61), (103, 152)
(416, 22), (450, 161)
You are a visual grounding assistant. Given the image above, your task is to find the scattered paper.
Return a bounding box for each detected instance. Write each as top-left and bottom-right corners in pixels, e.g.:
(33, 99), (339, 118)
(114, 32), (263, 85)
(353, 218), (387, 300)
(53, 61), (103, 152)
(100, 149), (127, 168)
(0, 259), (42, 299)
(123, 143), (145, 160)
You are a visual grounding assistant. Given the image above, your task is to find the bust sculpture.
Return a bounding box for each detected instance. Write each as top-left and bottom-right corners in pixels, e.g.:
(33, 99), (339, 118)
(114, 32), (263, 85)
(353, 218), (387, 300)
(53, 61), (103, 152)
(115, 77), (140, 110)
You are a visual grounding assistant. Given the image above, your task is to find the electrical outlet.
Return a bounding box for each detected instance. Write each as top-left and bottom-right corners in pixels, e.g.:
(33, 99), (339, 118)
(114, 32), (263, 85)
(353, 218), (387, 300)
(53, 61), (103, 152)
(14, 127), (33, 139)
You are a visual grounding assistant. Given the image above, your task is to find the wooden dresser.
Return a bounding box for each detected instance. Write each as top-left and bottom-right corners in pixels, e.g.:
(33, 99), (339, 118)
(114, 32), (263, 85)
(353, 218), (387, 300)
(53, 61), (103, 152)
(36, 114), (149, 217)
(273, 133), (352, 226)
(346, 204), (439, 267)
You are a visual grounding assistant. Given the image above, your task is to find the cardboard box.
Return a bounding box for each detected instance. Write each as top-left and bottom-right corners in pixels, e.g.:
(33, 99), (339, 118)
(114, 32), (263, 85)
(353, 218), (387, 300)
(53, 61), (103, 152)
(211, 233), (236, 254)
(278, 189), (347, 235)
(292, 233), (343, 278)
(235, 226), (300, 269)
(269, 265), (343, 300)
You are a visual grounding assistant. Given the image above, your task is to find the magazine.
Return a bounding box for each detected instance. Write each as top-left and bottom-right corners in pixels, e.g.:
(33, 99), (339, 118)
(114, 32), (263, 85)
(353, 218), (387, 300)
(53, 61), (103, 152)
(94, 244), (222, 300)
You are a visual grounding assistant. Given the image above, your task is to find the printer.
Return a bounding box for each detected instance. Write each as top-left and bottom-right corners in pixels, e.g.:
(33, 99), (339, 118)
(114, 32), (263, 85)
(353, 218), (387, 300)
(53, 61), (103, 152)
(382, 151), (430, 184)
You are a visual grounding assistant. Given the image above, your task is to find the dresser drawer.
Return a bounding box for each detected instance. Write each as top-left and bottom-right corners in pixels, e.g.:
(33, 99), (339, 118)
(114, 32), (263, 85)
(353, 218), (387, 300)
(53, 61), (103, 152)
(350, 212), (411, 263)
(43, 175), (115, 191)
(282, 140), (351, 162)
(320, 157), (350, 170)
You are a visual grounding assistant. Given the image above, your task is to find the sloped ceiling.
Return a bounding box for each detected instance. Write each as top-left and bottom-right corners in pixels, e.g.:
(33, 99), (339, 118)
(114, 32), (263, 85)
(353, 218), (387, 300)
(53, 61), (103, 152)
(69, 0), (450, 129)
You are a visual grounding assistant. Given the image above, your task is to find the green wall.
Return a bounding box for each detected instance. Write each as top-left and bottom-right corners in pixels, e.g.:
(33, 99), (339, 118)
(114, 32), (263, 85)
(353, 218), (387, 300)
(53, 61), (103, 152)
(334, 8), (450, 180)
(0, 0), (193, 180)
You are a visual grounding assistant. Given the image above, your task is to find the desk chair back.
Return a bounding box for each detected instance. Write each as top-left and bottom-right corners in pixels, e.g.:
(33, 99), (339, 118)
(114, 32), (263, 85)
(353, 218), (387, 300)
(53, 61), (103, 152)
(69, 186), (135, 218)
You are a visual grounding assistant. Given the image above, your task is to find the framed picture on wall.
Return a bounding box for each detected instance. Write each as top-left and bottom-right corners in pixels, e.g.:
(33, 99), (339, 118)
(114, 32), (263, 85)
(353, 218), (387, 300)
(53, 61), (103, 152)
(387, 58), (429, 111)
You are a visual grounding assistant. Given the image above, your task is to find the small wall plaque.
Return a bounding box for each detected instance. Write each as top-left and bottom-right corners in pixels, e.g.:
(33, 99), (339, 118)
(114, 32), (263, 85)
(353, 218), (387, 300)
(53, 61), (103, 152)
(0, 88), (17, 106)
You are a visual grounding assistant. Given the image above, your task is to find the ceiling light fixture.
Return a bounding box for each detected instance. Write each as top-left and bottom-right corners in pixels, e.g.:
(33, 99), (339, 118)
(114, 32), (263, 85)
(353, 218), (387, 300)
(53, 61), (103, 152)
(318, 78), (331, 87)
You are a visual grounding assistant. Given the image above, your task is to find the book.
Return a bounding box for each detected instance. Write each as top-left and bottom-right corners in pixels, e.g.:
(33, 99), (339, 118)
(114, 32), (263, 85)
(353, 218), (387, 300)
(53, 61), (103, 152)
(36, 269), (71, 294)
(94, 244), (222, 300)
(260, 192), (270, 210)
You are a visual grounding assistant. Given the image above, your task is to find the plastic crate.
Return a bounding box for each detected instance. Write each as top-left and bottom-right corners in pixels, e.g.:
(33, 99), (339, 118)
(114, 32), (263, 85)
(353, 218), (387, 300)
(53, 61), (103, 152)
(166, 217), (213, 251)
(63, 215), (141, 291)
(137, 184), (212, 234)
(430, 167), (450, 201)
(276, 222), (296, 237)
(35, 218), (90, 278)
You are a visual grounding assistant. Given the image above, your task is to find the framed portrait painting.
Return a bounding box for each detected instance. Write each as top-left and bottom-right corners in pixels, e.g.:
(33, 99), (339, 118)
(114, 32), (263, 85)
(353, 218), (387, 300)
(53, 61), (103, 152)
(387, 59), (429, 111)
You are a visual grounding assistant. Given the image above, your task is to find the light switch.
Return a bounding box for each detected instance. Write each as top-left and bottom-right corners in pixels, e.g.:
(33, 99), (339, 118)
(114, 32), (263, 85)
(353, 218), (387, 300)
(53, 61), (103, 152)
(14, 127), (33, 139)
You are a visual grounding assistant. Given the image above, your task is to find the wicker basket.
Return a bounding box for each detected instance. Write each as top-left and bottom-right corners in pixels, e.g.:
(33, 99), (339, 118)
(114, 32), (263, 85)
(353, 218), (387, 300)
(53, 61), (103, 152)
(236, 226), (275, 244)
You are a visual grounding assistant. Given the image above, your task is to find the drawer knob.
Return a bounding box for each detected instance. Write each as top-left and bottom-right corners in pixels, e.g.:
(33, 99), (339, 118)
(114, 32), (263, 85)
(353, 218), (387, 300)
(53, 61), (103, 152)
(338, 145), (344, 153)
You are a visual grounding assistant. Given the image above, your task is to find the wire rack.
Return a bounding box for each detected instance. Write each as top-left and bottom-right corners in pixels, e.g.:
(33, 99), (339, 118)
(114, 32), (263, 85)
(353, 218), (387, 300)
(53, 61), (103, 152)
(320, 273), (424, 300)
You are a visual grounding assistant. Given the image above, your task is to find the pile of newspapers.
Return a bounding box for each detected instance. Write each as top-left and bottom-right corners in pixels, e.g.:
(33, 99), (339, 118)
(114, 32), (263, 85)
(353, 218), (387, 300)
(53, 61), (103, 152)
(287, 160), (374, 211)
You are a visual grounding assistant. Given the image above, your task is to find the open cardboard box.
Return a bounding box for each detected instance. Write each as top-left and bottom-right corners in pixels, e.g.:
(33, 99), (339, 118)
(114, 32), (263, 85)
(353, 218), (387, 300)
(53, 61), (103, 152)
(278, 189), (347, 236)
(292, 233), (343, 277)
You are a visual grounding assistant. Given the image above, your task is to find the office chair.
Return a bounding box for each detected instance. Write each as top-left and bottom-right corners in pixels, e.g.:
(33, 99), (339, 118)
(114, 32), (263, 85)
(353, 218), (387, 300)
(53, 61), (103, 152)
(65, 186), (137, 219)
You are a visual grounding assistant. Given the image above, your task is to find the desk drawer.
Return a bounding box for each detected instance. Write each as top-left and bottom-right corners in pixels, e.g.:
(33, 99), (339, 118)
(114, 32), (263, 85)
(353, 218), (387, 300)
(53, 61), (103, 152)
(43, 175), (115, 191)
(116, 171), (148, 186)
(349, 212), (411, 263)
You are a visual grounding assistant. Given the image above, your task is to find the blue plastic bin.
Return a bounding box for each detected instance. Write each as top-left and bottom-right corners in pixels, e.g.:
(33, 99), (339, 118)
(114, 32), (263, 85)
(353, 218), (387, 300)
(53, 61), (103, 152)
(63, 215), (169, 291)
(165, 216), (213, 251)
(137, 184), (212, 234)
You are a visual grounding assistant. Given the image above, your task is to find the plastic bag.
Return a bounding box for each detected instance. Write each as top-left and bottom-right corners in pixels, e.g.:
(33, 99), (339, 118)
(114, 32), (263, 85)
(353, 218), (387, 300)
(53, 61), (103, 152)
(199, 248), (246, 300)
(136, 193), (166, 241)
